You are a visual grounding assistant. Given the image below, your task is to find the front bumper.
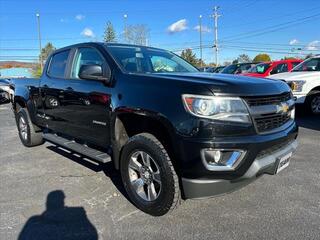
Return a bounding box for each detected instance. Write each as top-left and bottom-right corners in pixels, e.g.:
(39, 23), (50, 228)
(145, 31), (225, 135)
(182, 139), (298, 199)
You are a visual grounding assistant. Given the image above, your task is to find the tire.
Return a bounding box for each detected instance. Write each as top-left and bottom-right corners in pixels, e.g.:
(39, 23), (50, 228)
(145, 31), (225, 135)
(16, 108), (44, 147)
(306, 92), (320, 115)
(120, 133), (180, 216)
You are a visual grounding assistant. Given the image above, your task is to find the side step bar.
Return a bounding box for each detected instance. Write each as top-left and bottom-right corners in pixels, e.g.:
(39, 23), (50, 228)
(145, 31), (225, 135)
(43, 133), (111, 163)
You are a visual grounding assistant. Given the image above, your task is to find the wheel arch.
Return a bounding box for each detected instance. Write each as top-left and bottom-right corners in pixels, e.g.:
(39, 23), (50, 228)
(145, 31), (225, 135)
(13, 96), (27, 112)
(308, 86), (320, 95)
(111, 109), (178, 171)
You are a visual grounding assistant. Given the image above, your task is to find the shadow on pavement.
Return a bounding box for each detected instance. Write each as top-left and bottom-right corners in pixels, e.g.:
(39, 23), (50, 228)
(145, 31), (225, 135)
(18, 190), (98, 240)
(46, 145), (128, 199)
(295, 107), (320, 131)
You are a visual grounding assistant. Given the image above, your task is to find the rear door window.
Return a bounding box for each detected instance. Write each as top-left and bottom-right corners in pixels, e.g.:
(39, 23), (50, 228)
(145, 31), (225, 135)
(48, 50), (70, 78)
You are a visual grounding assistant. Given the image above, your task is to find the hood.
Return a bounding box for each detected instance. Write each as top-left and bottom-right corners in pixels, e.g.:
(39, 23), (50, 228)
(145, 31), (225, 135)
(148, 72), (290, 96)
(268, 71), (320, 81)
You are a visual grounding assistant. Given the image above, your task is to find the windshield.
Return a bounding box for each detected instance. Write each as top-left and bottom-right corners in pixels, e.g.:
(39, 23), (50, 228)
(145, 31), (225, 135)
(214, 66), (225, 72)
(221, 64), (238, 74)
(105, 45), (199, 73)
(248, 63), (271, 74)
(292, 58), (320, 72)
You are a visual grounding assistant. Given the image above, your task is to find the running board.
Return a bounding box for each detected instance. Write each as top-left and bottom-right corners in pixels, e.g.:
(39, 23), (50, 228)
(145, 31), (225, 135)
(43, 133), (111, 163)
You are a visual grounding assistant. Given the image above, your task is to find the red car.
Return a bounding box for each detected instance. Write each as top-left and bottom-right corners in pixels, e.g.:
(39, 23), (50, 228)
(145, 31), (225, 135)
(242, 59), (302, 78)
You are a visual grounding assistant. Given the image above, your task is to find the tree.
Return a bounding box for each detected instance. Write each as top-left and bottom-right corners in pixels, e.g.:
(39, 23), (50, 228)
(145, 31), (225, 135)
(253, 53), (271, 63)
(281, 56), (302, 60)
(103, 21), (116, 42)
(32, 43), (56, 78)
(31, 65), (42, 78)
(236, 54), (251, 63)
(40, 42), (56, 63)
(207, 62), (217, 67)
(181, 48), (201, 66)
(126, 24), (149, 45)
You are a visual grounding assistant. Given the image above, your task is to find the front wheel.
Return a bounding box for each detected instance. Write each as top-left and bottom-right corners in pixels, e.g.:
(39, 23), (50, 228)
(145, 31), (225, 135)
(307, 93), (320, 115)
(120, 133), (180, 216)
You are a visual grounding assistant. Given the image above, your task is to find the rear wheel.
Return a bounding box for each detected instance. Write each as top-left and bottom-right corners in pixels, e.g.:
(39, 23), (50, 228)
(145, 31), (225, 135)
(120, 133), (180, 216)
(16, 108), (44, 147)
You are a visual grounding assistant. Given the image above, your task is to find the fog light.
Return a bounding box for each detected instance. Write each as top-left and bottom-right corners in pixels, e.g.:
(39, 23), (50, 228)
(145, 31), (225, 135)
(290, 108), (295, 119)
(211, 150), (222, 163)
(201, 149), (246, 171)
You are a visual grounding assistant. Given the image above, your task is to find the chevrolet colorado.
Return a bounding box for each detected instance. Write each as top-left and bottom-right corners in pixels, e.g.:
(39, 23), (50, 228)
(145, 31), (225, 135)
(11, 42), (298, 216)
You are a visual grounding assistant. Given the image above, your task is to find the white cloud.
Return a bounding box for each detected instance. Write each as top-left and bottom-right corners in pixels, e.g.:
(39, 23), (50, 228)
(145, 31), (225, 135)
(81, 27), (95, 38)
(289, 39), (299, 45)
(75, 14), (85, 21)
(167, 19), (188, 34)
(194, 25), (211, 33)
(306, 40), (320, 50)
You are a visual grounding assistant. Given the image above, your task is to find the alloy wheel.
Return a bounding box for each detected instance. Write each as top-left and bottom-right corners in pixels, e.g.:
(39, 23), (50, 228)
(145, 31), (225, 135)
(128, 150), (162, 201)
(311, 95), (320, 114)
(19, 116), (28, 140)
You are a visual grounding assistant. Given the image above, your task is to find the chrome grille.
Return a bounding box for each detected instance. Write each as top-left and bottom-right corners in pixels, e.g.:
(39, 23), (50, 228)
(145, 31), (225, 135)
(243, 92), (293, 133)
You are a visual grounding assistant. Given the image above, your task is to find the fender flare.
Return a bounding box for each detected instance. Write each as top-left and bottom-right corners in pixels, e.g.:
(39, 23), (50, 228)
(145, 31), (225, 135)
(110, 108), (177, 170)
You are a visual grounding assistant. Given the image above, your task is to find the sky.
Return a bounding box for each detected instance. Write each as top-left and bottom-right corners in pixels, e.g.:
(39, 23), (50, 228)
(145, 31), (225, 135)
(1, 0), (320, 64)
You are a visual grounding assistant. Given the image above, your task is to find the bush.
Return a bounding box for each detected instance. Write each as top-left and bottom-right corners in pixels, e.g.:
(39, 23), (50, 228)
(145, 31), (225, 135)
(253, 53), (271, 63)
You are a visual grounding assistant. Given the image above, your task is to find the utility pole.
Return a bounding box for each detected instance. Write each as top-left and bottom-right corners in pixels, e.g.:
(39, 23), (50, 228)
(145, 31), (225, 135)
(36, 13), (43, 71)
(123, 14), (128, 43)
(199, 15), (203, 67)
(213, 6), (221, 66)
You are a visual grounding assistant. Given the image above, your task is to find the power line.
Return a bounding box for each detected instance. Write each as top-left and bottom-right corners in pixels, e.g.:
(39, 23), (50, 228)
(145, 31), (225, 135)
(221, 44), (317, 52)
(0, 37), (88, 42)
(0, 48), (38, 51)
(222, 12), (320, 41)
(222, 46), (309, 56)
(220, 40), (309, 48)
(222, 6), (320, 29)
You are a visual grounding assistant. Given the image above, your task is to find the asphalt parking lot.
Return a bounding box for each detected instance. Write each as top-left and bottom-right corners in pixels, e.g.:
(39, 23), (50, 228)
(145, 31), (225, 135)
(0, 103), (319, 240)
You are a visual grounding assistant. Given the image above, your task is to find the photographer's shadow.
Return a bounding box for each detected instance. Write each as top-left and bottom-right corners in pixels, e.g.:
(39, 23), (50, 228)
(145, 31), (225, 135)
(18, 190), (98, 240)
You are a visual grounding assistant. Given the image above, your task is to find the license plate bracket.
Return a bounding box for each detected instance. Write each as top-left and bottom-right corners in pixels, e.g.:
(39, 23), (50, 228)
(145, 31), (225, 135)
(276, 152), (292, 174)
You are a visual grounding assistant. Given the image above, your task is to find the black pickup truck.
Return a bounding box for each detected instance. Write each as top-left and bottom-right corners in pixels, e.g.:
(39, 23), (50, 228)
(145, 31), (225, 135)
(11, 42), (298, 216)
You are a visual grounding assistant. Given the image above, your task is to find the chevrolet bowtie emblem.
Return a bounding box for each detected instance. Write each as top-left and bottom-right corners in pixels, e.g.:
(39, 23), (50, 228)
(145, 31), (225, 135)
(277, 102), (289, 113)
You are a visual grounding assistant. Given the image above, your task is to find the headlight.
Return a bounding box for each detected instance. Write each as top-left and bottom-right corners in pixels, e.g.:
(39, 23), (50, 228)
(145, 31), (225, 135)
(289, 80), (306, 92)
(182, 94), (251, 123)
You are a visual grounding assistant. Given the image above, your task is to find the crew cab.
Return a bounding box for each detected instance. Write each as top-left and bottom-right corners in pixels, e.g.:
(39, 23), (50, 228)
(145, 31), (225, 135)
(11, 42), (298, 216)
(242, 59), (302, 78)
(269, 56), (320, 114)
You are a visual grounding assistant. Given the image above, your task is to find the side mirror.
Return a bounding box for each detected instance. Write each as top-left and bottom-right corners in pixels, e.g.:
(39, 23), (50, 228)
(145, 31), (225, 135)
(79, 64), (111, 83)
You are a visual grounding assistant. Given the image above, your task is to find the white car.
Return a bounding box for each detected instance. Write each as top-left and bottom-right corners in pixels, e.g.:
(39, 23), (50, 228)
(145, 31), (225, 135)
(0, 79), (14, 101)
(269, 56), (320, 114)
